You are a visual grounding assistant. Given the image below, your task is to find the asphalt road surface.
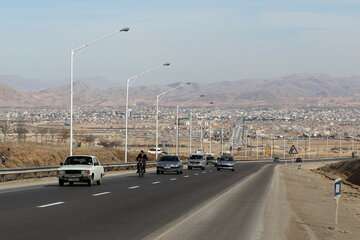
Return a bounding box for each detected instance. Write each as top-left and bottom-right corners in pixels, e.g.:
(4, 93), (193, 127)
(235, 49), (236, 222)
(0, 162), (274, 240)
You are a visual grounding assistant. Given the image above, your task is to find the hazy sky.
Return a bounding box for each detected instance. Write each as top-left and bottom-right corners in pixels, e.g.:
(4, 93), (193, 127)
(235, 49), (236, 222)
(1, 0), (360, 89)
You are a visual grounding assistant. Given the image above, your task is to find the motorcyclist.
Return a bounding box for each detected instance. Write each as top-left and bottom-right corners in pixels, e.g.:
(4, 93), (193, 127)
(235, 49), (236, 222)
(136, 150), (148, 173)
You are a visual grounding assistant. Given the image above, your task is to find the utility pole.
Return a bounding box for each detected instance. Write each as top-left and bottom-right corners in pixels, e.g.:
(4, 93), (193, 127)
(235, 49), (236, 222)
(200, 121), (203, 151)
(283, 137), (286, 162)
(176, 105), (179, 156)
(189, 111), (192, 155)
(209, 120), (212, 154)
(256, 134), (259, 160)
(326, 136), (329, 158)
(221, 127), (224, 154)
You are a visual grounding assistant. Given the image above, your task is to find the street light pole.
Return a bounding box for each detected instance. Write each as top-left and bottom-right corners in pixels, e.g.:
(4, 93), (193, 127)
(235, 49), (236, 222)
(155, 82), (191, 160)
(200, 120), (203, 151)
(125, 63), (170, 163)
(221, 127), (224, 154)
(156, 95), (160, 161)
(69, 27), (129, 156)
(176, 105), (179, 155)
(209, 120), (212, 154)
(189, 110), (192, 155)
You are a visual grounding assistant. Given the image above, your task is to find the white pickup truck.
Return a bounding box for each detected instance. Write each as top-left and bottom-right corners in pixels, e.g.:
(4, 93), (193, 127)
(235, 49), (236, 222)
(58, 155), (104, 186)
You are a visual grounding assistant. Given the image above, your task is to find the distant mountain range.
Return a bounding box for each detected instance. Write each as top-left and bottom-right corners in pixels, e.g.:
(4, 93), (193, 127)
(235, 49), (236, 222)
(1, 74), (360, 108)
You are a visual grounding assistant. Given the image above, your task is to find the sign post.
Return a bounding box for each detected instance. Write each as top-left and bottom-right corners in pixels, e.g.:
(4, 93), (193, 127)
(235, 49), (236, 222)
(288, 144), (299, 167)
(334, 178), (342, 228)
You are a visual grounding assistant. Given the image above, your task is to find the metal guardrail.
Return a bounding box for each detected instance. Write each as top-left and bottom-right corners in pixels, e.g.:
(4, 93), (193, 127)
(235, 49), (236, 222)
(0, 157), (355, 182)
(0, 161), (157, 182)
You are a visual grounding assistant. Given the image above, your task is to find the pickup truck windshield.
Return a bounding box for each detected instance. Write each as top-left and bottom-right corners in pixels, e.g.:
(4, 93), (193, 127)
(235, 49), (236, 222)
(64, 156), (93, 165)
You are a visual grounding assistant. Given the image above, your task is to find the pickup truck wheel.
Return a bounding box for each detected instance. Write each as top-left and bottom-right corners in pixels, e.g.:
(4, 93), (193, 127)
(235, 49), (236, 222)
(69, 181), (74, 186)
(201, 167), (205, 170)
(59, 179), (64, 186)
(87, 179), (92, 186)
(217, 168), (220, 171)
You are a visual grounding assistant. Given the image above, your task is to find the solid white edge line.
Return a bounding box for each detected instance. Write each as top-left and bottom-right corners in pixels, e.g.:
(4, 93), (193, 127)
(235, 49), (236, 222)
(92, 192), (111, 196)
(128, 185), (140, 189)
(37, 202), (64, 208)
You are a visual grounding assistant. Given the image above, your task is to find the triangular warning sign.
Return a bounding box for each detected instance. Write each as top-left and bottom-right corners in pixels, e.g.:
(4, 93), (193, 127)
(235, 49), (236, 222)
(288, 145), (298, 154)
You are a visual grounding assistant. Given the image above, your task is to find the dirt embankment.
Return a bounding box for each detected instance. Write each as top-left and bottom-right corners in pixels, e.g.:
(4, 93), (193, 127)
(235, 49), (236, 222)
(279, 164), (360, 240)
(0, 143), (153, 168)
(316, 159), (360, 186)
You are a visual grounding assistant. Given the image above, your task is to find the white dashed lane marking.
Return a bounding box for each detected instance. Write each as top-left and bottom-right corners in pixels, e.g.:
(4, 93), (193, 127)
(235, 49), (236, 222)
(92, 192), (111, 196)
(183, 175), (189, 178)
(194, 173), (199, 176)
(37, 202), (64, 208)
(170, 178), (177, 181)
(128, 186), (140, 190)
(152, 181), (161, 185)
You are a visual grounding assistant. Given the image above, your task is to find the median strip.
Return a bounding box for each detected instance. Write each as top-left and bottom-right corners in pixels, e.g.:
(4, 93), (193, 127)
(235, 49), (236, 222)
(128, 185), (140, 190)
(37, 202), (64, 208)
(92, 192), (111, 196)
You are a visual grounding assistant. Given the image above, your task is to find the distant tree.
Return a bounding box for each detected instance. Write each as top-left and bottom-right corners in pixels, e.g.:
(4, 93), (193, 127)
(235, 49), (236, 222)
(0, 120), (10, 142)
(60, 129), (70, 143)
(82, 135), (96, 146)
(98, 139), (122, 148)
(15, 121), (28, 143)
(37, 127), (49, 144)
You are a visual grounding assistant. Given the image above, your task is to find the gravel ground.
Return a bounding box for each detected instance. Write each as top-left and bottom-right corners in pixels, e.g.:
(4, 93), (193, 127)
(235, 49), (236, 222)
(279, 164), (360, 240)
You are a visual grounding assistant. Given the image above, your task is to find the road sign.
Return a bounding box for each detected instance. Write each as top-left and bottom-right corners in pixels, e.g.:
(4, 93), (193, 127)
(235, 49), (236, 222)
(334, 178), (342, 227)
(334, 178), (342, 198)
(288, 145), (298, 155)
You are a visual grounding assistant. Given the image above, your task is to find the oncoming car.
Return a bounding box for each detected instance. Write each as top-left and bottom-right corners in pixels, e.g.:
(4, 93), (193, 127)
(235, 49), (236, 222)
(188, 152), (207, 170)
(156, 155), (183, 175)
(58, 155), (104, 186)
(217, 154), (235, 171)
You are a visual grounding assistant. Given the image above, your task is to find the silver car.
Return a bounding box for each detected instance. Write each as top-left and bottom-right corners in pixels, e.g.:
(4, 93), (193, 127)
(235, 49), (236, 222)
(217, 154), (235, 171)
(156, 155), (183, 175)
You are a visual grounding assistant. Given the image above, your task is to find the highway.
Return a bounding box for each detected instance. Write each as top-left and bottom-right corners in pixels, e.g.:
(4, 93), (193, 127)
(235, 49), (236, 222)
(0, 162), (274, 240)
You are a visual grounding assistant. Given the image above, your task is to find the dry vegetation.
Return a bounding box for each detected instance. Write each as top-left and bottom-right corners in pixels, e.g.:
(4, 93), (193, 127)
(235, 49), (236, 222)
(0, 143), (154, 168)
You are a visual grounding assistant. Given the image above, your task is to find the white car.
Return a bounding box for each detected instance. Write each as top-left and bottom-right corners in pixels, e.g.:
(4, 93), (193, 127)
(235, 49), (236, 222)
(148, 148), (163, 155)
(58, 155), (104, 186)
(188, 152), (207, 170)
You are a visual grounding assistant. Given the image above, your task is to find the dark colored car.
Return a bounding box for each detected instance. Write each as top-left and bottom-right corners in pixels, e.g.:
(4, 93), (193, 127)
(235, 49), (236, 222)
(295, 157), (303, 163)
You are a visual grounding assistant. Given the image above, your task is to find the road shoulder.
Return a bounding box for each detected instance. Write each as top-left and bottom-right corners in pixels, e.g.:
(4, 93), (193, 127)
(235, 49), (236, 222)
(279, 163), (360, 240)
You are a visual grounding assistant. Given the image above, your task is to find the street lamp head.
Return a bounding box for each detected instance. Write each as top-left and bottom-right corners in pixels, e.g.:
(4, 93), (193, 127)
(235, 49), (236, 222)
(163, 63), (171, 67)
(120, 27), (130, 32)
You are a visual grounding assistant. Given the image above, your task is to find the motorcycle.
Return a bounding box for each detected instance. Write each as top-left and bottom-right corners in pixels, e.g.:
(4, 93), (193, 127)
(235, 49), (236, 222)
(137, 161), (145, 177)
